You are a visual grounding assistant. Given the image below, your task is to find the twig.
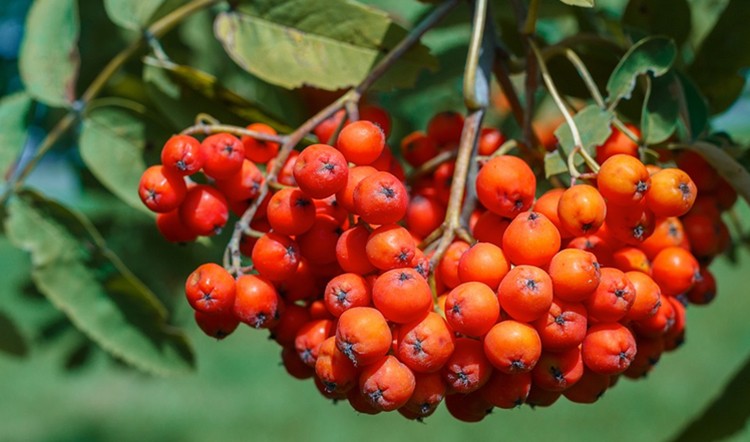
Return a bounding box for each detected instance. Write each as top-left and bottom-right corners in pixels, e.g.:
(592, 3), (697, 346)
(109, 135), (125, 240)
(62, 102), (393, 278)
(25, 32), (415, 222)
(407, 150), (458, 185)
(529, 39), (600, 174)
(223, 0), (462, 276)
(181, 123), (288, 144)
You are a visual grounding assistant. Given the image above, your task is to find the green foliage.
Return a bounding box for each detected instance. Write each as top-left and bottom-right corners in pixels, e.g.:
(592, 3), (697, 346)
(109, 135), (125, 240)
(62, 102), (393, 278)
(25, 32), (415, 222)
(623, 0), (691, 46)
(640, 70), (679, 144)
(80, 107), (151, 214)
(104, 0), (166, 30)
(688, 0), (750, 113)
(0, 92), (32, 176)
(4, 190), (194, 376)
(606, 36), (677, 105)
(18, 0), (79, 107)
(214, 0), (437, 91)
(551, 105), (614, 173)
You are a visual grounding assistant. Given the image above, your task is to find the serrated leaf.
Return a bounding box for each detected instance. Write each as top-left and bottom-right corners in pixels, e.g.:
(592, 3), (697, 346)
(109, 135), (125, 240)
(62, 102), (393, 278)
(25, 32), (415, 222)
(554, 105), (614, 161)
(104, 0), (165, 30)
(623, 0), (691, 46)
(560, 0), (594, 7)
(214, 0), (438, 91)
(606, 36), (677, 105)
(670, 351), (750, 442)
(19, 0), (79, 107)
(641, 71), (680, 144)
(143, 58), (292, 133)
(4, 190), (195, 375)
(80, 107), (151, 214)
(0, 310), (29, 358)
(688, 0), (750, 113)
(544, 149), (570, 178)
(0, 92), (32, 177)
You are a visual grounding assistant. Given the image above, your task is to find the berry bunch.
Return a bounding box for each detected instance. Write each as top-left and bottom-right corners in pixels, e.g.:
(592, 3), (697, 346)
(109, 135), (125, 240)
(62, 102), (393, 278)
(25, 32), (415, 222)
(140, 108), (731, 423)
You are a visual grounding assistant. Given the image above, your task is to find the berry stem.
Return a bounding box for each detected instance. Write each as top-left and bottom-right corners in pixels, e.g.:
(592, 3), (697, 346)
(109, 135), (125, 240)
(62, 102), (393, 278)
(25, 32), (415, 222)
(529, 39), (601, 174)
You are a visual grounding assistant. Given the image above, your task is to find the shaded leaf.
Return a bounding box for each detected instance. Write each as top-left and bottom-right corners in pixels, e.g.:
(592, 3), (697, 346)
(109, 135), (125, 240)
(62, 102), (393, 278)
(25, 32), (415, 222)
(671, 351), (750, 441)
(641, 71), (680, 144)
(0, 310), (29, 358)
(19, 0), (79, 107)
(688, 0), (750, 113)
(676, 71), (709, 141)
(560, 0), (594, 7)
(143, 58), (292, 133)
(80, 107), (151, 214)
(554, 105), (614, 160)
(104, 0), (165, 30)
(5, 190), (195, 376)
(214, 0), (437, 91)
(623, 0), (691, 46)
(0, 92), (32, 177)
(606, 36), (676, 105)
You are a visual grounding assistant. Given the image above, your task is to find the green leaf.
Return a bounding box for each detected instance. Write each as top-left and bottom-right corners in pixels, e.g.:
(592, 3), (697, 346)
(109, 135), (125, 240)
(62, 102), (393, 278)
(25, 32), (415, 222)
(79, 107), (151, 214)
(0, 310), (29, 358)
(623, 0), (691, 46)
(554, 105), (614, 160)
(670, 351), (750, 441)
(559, 0), (594, 7)
(676, 72), (709, 141)
(606, 36), (677, 105)
(641, 71), (680, 144)
(103, 0), (165, 30)
(688, 0), (750, 113)
(214, 0), (438, 91)
(0, 92), (32, 177)
(19, 0), (80, 107)
(544, 149), (570, 178)
(143, 58), (292, 133)
(4, 190), (195, 375)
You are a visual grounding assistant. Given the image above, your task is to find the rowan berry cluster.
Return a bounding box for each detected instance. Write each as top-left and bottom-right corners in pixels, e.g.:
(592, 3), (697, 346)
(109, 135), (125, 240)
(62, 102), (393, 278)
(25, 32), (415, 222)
(138, 108), (731, 422)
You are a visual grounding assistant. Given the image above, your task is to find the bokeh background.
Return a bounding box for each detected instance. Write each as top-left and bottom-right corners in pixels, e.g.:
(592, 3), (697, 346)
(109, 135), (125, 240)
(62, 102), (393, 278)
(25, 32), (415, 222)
(2, 1), (750, 441)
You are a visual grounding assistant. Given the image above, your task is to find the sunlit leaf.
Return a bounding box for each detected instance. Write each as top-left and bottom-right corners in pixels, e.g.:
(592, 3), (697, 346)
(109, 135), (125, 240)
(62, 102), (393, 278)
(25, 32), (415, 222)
(214, 0), (437, 91)
(18, 0), (79, 107)
(606, 36), (676, 105)
(554, 105), (614, 161)
(544, 149), (570, 178)
(5, 190), (195, 376)
(559, 0), (594, 7)
(104, 0), (165, 30)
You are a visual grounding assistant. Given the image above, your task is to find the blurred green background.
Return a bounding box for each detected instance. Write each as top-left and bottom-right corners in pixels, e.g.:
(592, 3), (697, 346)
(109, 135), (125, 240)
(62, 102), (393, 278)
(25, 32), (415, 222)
(2, 0), (750, 441)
